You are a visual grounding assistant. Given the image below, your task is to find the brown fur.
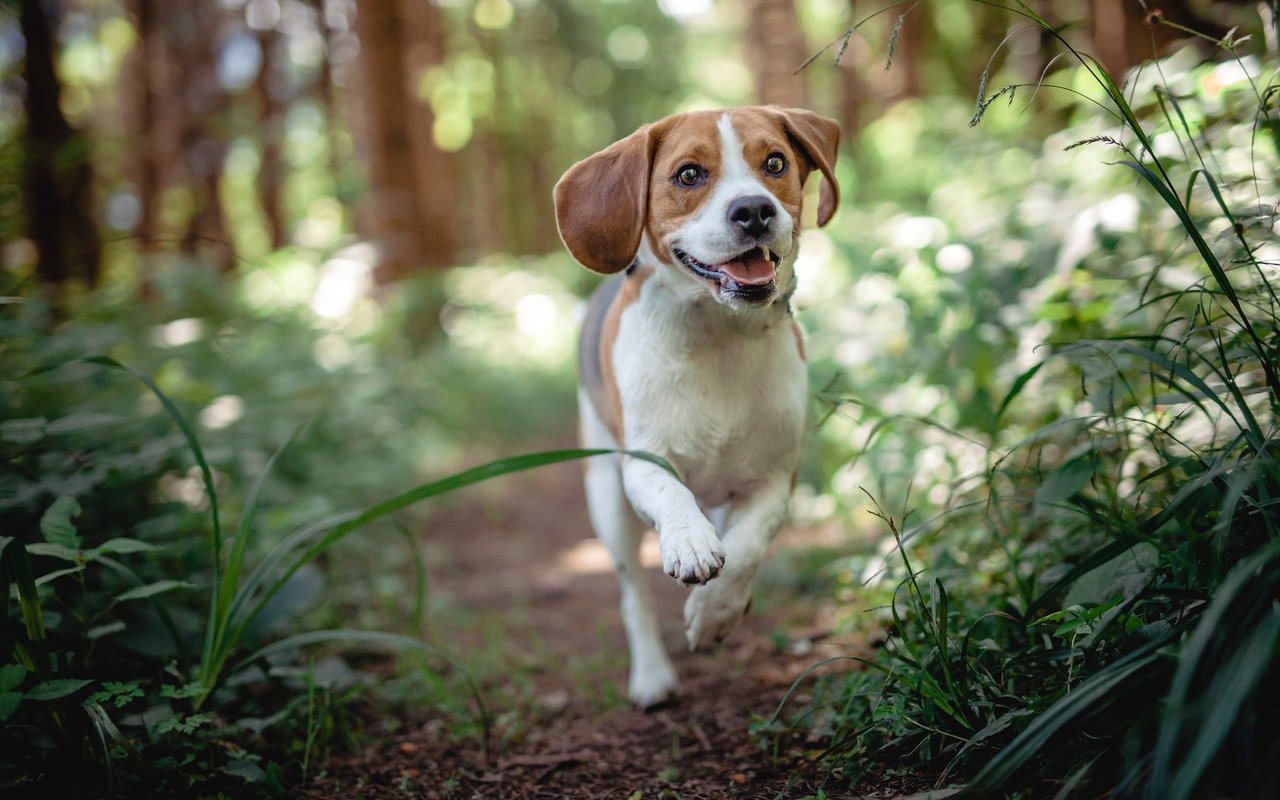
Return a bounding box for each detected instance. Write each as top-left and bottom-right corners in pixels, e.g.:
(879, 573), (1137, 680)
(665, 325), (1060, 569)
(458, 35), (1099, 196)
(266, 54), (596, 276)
(554, 106), (841, 276)
(596, 268), (651, 443)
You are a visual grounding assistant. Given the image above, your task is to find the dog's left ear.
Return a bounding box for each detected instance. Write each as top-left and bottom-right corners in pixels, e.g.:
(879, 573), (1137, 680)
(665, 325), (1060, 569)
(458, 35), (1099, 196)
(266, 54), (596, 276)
(554, 125), (656, 274)
(771, 108), (841, 228)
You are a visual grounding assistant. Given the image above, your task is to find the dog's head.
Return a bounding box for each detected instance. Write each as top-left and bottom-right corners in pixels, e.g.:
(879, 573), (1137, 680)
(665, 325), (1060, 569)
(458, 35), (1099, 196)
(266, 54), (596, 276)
(554, 106), (840, 309)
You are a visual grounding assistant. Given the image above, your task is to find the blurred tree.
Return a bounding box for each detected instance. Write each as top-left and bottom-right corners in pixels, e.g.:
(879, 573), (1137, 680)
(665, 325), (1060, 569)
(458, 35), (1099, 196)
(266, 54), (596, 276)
(1088, 0), (1224, 79)
(304, 0), (346, 190)
(176, 0), (234, 272)
(19, 0), (101, 288)
(125, 0), (163, 251)
(745, 0), (812, 106)
(353, 0), (457, 283)
(403, 0), (459, 267)
(254, 19), (287, 250)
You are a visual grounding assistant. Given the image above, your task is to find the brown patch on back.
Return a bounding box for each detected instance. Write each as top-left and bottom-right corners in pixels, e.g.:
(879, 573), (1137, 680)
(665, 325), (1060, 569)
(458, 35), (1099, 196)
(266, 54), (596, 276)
(597, 268), (652, 444)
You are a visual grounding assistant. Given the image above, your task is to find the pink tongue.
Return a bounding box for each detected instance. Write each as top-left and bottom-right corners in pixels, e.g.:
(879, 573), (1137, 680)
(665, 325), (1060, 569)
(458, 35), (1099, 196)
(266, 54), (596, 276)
(716, 252), (775, 286)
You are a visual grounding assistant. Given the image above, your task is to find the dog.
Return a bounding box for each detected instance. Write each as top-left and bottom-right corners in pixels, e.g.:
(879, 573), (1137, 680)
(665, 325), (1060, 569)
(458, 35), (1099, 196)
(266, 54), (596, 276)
(553, 106), (840, 708)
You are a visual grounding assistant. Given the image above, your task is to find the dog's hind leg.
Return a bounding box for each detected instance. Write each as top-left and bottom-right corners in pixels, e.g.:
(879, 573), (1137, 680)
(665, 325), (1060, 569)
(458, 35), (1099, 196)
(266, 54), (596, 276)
(683, 475), (792, 651)
(579, 390), (677, 709)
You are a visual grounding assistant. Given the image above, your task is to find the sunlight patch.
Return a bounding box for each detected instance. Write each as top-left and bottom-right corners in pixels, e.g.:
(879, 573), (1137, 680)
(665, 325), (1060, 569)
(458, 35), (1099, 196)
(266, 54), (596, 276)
(200, 395), (245, 430)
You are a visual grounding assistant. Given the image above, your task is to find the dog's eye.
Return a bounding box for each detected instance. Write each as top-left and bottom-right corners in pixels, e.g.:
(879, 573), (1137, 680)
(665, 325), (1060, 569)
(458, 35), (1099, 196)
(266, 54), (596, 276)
(764, 153), (787, 175)
(675, 164), (704, 187)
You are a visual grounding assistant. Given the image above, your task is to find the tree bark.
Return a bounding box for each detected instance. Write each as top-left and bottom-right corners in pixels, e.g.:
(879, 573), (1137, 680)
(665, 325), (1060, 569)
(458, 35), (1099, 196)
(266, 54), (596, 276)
(254, 25), (287, 250)
(401, 0), (458, 267)
(743, 0), (811, 108)
(20, 0), (102, 288)
(126, 0), (162, 252)
(353, 0), (457, 283)
(176, 0), (234, 271)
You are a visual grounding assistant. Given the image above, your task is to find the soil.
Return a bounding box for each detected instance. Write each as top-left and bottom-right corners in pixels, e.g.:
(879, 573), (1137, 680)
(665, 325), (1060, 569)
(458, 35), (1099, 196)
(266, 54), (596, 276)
(304, 453), (912, 799)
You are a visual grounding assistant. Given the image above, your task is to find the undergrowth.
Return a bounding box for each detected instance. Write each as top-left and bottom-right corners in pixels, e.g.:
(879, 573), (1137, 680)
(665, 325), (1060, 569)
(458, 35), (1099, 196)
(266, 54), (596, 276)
(772, 3), (1280, 798)
(0, 263), (666, 796)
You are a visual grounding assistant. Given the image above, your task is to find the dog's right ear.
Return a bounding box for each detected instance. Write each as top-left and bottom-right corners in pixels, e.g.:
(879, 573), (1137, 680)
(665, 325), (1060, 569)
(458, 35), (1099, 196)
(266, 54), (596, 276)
(554, 125), (655, 274)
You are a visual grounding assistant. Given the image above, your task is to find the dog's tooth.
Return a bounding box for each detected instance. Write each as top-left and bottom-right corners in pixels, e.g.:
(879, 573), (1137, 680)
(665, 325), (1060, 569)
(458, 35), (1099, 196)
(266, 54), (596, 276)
(762, 246), (771, 262)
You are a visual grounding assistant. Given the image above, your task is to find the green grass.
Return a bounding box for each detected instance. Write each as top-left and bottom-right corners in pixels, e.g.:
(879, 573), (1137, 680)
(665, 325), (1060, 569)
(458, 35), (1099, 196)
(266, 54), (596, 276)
(0, 326), (675, 796)
(771, 4), (1280, 798)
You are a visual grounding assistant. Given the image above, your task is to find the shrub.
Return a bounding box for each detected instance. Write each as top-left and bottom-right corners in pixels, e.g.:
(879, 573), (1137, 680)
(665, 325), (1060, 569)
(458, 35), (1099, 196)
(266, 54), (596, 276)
(776, 8), (1279, 798)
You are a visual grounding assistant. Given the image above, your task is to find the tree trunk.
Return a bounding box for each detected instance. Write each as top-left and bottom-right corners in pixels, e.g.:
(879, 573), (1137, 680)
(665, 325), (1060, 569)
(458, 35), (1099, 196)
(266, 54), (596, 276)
(20, 0), (102, 288)
(743, 0), (811, 107)
(353, 0), (457, 283)
(254, 26), (287, 250)
(176, 0), (233, 271)
(401, 0), (458, 267)
(1088, 0), (1221, 82)
(126, 0), (161, 252)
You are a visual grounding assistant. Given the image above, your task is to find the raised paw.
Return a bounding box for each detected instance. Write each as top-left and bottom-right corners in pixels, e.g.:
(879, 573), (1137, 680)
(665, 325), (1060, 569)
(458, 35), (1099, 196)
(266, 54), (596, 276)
(684, 579), (751, 651)
(659, 522), (726, 585)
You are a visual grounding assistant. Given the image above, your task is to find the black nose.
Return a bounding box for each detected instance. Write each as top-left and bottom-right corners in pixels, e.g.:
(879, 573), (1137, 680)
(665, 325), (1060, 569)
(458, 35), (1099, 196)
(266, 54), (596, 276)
(727, 195), (777, 238)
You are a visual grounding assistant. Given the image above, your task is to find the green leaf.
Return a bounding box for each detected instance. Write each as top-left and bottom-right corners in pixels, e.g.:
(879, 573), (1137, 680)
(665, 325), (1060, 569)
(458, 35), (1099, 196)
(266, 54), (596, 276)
(24, 542), (82, 562)
(45, 412), (122, 435)
(1, 539), (46, 650)
(0, 691), (20, 720)
(87, 620), (126, 640)
(34, 564), (87, 586)
(993, 360), (1045, 431)
(155, 711), (213, 734)
(1035, 458), (1094, 507)
(40, 496), (82, 550)
(0, 417), (46, 445)
(222, 759), (266, 783)
(113, 580), (193, 603)
(159, 682), (206, 700)
(86, 680), (143, 708)
(94, 538), (159, 556)
(0, 664), (27, 692)
(25, 678), (93, 701)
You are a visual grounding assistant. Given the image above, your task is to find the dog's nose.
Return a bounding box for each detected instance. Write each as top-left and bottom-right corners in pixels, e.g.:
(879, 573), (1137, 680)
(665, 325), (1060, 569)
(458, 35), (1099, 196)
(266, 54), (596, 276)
(727, 195), (776, 238)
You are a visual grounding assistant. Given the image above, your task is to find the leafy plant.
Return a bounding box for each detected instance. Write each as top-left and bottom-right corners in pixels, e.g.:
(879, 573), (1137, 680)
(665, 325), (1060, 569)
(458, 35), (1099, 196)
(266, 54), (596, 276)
(1, 337), (674, 795)
(775, 3), (1280, 798)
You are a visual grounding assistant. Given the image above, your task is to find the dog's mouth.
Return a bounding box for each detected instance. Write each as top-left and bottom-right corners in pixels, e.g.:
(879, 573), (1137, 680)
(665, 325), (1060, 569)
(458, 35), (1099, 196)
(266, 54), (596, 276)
(673, 246), (781, 304)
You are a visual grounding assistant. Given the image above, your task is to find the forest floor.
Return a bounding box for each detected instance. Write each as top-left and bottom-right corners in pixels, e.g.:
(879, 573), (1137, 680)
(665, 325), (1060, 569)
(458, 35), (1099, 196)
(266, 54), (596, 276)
(304, 452), (928, 799)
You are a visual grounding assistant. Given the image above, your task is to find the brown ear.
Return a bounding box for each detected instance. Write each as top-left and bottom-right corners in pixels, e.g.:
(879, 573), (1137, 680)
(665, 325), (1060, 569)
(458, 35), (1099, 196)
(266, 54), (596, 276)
(771, 107), (841, 228)
(553, 125), (655, 274)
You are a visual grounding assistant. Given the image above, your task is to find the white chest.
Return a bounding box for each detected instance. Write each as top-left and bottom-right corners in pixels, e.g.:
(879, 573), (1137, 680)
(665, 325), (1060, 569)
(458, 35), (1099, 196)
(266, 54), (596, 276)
(612, 299), (807, 508)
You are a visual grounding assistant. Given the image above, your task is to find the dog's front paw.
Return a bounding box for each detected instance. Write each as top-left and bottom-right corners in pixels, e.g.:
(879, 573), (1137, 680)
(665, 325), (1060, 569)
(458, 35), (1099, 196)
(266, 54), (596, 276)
(659, 521), (725, 585)
(629, 659), (678, 710)
(684, 579), (750, 650)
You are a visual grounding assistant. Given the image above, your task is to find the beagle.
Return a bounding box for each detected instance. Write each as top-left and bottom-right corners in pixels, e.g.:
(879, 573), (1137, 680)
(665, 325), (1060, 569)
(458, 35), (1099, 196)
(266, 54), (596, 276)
(554, 106), (840, 708)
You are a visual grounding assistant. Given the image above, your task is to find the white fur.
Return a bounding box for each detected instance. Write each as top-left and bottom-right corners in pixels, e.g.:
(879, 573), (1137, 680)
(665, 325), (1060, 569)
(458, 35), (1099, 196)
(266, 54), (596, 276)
(584, 112), (808, 708)
(579, 388), (678, 707)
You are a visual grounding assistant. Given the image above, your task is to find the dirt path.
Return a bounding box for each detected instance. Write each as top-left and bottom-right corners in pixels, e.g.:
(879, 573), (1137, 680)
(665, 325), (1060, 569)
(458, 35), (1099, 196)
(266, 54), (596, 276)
(310, 453), (887, 799)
